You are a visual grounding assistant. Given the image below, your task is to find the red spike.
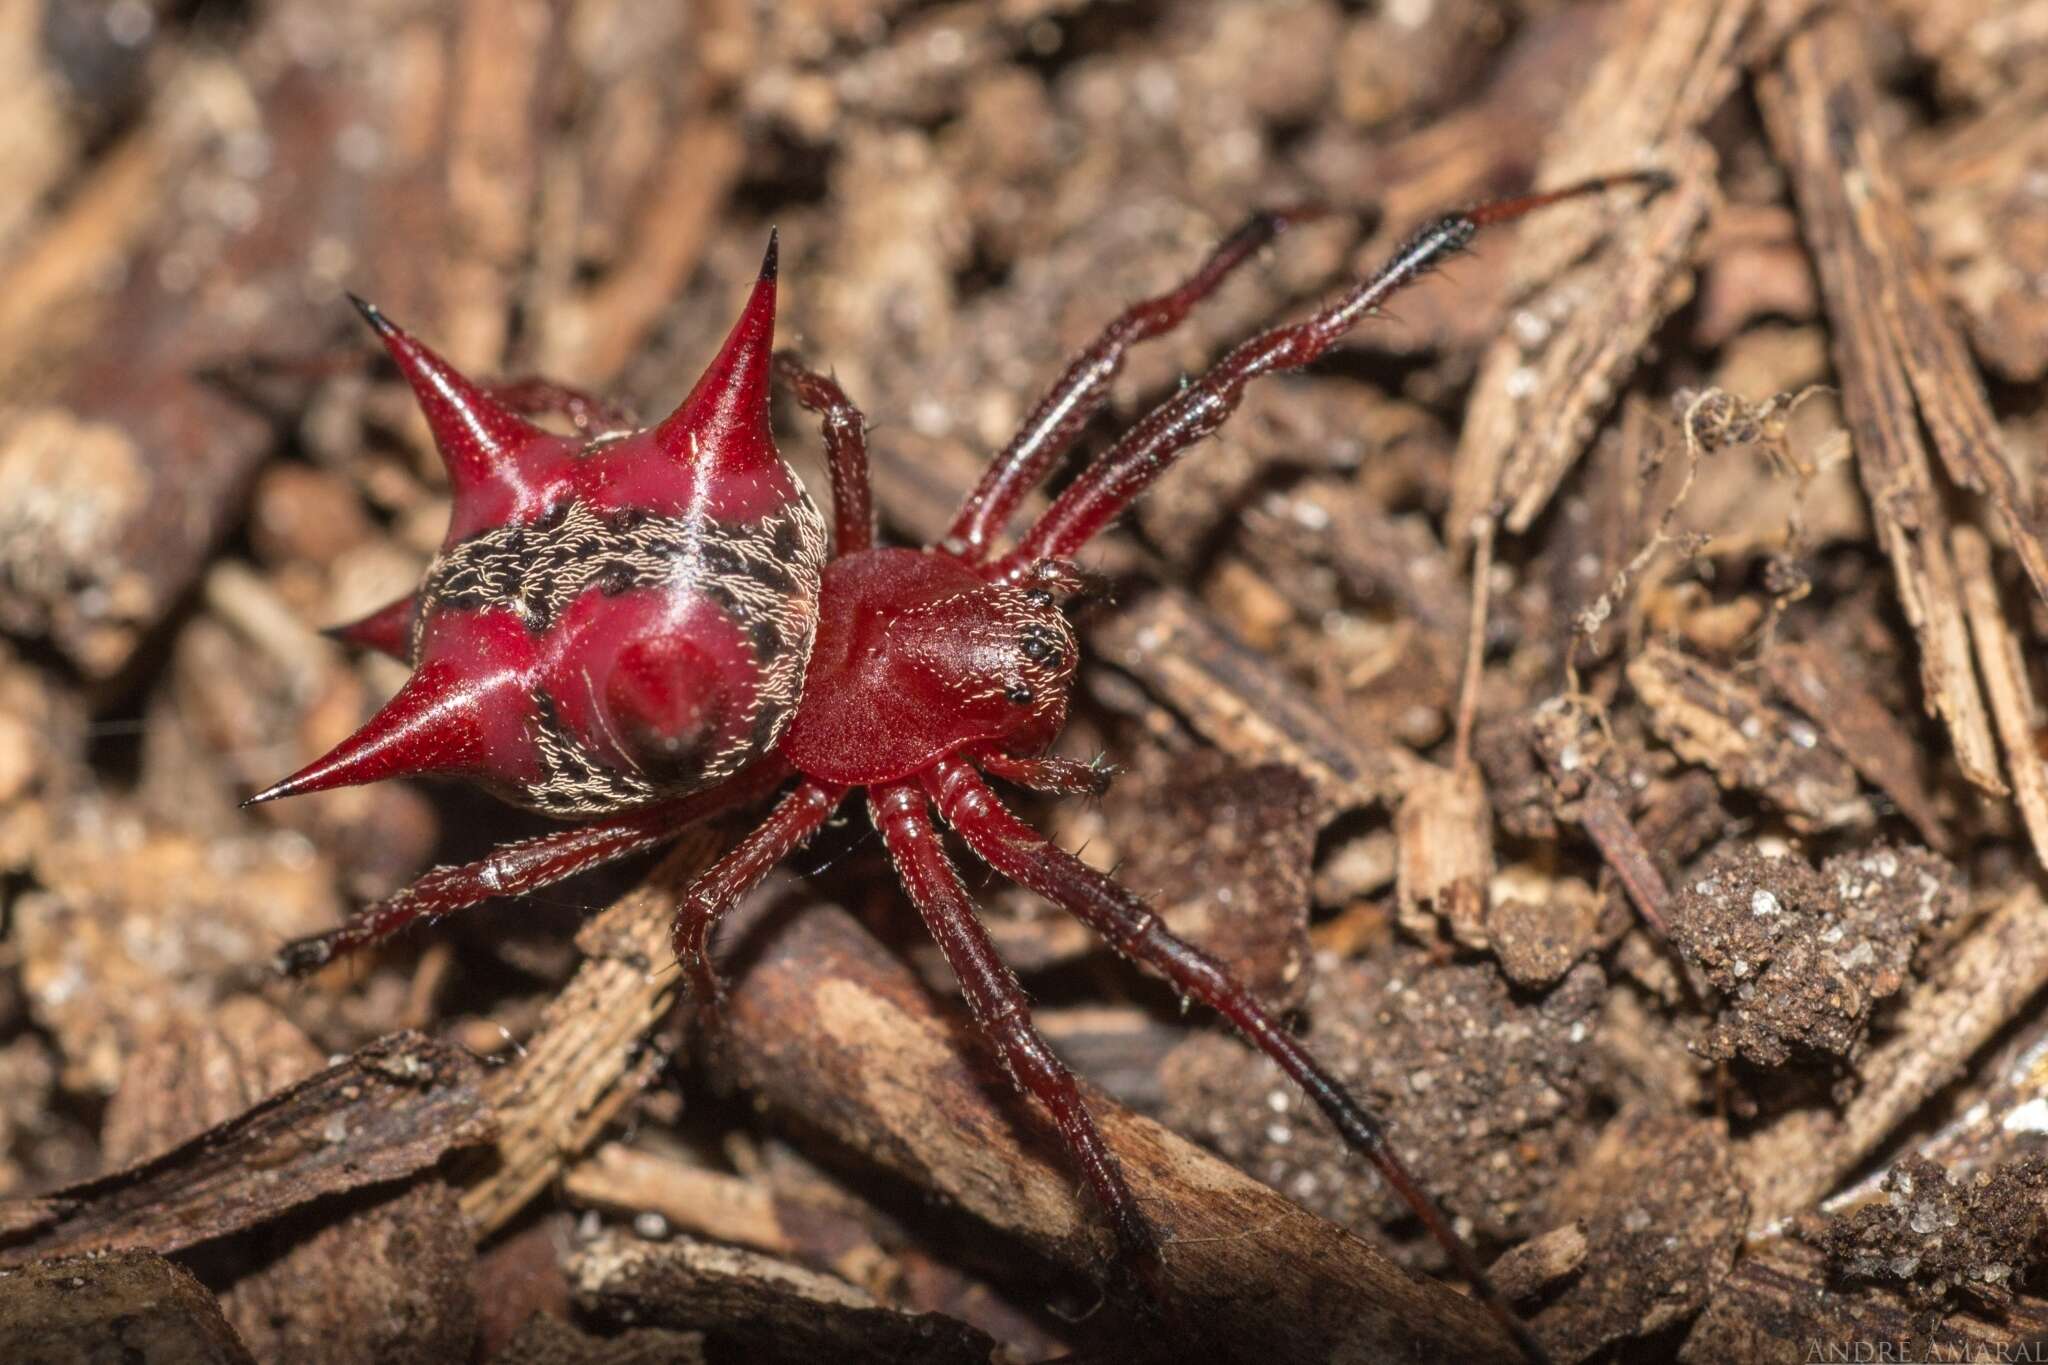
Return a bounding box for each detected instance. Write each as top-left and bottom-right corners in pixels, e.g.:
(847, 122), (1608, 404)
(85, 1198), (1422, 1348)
(650, 232), (779, 469)
(244, 658), (495, 806)
(348, 294), (549, 498)
(325, 594), (418, 661)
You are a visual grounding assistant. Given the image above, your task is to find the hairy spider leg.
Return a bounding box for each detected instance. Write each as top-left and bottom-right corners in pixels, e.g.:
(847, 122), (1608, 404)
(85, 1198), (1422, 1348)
(946, 209), (1324, 561)
(276, 758), (794, 975)
(998, 170), (1669, 576)
(977, 749), (1113, 797)
(481, 376), (636, 435)
(773, 354), (874, 555)
(923, 756), (1547, 1360)
(670, 777), (847, 1018)
(868, 780), (1152, 1265)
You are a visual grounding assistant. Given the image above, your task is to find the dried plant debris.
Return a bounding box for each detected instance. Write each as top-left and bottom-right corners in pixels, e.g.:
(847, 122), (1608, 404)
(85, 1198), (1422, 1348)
(1683, 1233), (2048, 1365)
(0, 1032), (491, 1265)
(1104, 753), (1319, 1006)
(568, 1233), (998, 1365)
(1763, 642), (1950, 852)
(1160, 953), (1604, 1250)
(1629, 642), (1873, 834)
(1669, 844), (1962, 1069)
(1528, 1110), (1748, 1361)
(0, 1249), (254, 1365)
(495, 1314), (709, 1365)
(99, 999), (479, 1365)
(1821, 1155), (2048, 1310)
(12, 800), (340, 1094)
(1395, 761), (1495, 952)
(1902, 76), (2048, 384)
(8, 0), (2048, 1357)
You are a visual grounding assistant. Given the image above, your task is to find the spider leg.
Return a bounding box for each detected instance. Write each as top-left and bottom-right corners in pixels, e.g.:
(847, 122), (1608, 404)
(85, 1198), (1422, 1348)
(996, 171), (1670, 577)
(772, 353), (874, 555)
(481, 376), (636, 435)
(672, 778), (845, 1019)
(947, 209), (1323, 561)
(868, 780), (1152, 1267)
(276, 758), (792, 975)
(978, 749), (1114, 798)
(922, 756), (1550, 1365)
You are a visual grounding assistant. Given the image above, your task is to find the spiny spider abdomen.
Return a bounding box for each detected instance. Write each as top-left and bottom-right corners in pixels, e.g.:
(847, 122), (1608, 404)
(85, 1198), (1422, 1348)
(257, 171), (1668, 1363)
(250, 239), (827, 818)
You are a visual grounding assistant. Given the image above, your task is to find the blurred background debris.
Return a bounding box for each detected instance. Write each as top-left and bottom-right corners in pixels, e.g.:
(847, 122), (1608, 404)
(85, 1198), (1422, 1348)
(3, 0), (2048, 1359)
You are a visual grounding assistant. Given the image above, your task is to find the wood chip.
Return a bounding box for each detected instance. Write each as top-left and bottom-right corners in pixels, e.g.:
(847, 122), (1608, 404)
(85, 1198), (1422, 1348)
(1089, 584), (1411, 814)
(716, 889), (1520, 1360)
(1759, 15), (2023, 794)
(1449, 0), (1752, 542)
(565, 1145), (793, 1258)
(1952, 525), (2048, 877)
(1628, 641), (1873, 833)
(100, 998), (478, 1365)
(1683, 1236), (2048, 1364)
(1762, 641), (1951, 851)
(1735, 882), (2048, 1232)
(1395, 760), (1494, 949)
(0, 1249), (253, 1365)
(569, 1232), (997, 1365)
(1898, 73), (2048, 383)
(0, 1032), (491, 1264)
(456, 830), (724, 1238)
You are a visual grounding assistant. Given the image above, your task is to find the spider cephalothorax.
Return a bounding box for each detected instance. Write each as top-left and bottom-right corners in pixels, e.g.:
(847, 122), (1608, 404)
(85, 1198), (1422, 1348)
(254, 172), (1666, 1363)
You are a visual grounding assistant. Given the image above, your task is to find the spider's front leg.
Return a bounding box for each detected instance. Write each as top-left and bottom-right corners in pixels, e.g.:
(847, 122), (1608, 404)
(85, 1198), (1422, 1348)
(997, 171), (1669, 576)
(922, 756), (1550, 1364)
(867, 780), (1154, 1268)
(947, 208), (1323, 560)
(978, 749), (1114, 798)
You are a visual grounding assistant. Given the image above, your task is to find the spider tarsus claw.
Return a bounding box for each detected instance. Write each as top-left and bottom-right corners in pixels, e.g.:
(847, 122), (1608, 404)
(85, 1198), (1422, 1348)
(678, 945), (731, 1023)
(276, 935), (337, 976)
(1103, 1216), (1167, 1304)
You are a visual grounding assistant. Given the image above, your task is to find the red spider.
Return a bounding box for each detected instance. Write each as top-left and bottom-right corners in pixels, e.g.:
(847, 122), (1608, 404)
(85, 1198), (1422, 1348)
(252, 170), (1664, 1361)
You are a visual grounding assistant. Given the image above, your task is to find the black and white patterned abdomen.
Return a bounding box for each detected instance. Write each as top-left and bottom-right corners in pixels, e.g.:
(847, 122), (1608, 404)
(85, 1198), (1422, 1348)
(415, 493), (827, 816)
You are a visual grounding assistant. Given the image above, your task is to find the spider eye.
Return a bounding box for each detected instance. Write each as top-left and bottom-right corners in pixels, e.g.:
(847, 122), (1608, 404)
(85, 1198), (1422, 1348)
(1018, 625), (1067, 666)
(1005, 683), (1034, 706)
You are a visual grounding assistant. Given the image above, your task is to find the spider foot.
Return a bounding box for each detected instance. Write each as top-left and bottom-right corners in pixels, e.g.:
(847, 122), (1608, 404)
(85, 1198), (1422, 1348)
(676, 936), (732, 1032)
(276, 928), (349, 976)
